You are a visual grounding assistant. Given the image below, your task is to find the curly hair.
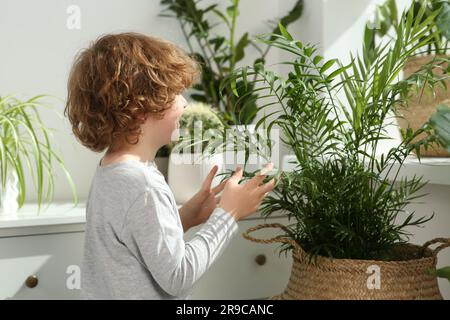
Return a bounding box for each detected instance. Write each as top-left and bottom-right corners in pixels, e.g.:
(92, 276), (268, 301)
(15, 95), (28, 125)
(65, 32), (200, 152)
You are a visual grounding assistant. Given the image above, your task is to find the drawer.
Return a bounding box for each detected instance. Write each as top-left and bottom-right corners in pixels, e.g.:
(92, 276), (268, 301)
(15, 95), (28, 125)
(0, 216), (293, 300)
(0, 232), (84, 299)
(186, 216), (293, 299)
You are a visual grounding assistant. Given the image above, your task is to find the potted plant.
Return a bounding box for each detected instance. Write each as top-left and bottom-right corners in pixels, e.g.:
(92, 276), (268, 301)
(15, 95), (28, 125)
(160, 0), (304, 125)
(0, 95), (77, 217)
(220, 1), (450, 299)
(168, 102), (224, 204)
(365, 0), (450, 157)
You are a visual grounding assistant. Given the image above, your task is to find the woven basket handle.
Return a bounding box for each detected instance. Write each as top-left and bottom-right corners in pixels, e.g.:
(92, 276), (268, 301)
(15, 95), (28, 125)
(243, 223), (304, 254)
(422, 238), (450, 257)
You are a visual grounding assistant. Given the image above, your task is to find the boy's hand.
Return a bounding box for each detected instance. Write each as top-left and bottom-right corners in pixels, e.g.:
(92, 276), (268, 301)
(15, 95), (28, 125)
(179, 165), (226, 232)
(219, 163), (276, 221)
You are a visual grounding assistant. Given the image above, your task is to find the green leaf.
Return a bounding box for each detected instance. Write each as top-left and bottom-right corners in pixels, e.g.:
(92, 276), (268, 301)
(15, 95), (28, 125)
(226, 5), (239, 18)
(326, 64), (350, 82)
(230, 76), (239, 97)
(234, 32), (249, 63)
(209, 37), (226, 51)
(212, 8), (231, 28)
(364, 24), (375, 55)
(279, 0), (304, 28)
(320, 59), (336, 74)
(313, 55), (324, 65)
(387, 0), (398, 27)
(278, 22), (293, 41)
(427, 266), (450, 282)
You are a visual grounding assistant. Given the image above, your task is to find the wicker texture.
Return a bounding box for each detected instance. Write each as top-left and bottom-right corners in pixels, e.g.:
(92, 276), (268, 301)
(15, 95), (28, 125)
(397, 55), (450, 157)
(244, 223), (450, 300)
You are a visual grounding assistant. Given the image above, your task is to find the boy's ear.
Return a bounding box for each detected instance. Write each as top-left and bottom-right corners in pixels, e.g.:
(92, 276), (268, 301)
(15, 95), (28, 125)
(137, 112), (148, 123)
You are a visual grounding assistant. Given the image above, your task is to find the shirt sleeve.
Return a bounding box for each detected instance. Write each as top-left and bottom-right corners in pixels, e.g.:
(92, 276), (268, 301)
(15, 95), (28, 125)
(119, 187), (239, 297)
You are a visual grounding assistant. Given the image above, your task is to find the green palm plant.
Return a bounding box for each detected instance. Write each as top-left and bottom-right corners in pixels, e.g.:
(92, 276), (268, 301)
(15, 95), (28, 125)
(364, 0), (450, 59)
(0, 95), (77, 212)
(219, 2), (449, 260)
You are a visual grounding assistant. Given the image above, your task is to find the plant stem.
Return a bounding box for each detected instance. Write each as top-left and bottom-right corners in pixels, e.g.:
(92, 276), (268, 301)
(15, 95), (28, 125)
(229, 0), (239, 72)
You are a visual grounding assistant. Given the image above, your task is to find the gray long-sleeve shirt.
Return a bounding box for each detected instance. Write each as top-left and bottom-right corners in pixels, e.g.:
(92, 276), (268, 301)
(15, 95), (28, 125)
(80, 159), (238, 299)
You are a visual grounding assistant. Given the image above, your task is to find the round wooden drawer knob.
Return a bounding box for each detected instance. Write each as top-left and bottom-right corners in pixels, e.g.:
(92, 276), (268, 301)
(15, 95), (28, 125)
(255, 254), (267, 266)
(25, 275), (39, 288)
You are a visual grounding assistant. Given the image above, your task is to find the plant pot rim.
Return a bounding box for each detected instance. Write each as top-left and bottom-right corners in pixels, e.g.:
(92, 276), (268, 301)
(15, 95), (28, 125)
(243, 223), (449, 267)
(291, 242), (436, 266)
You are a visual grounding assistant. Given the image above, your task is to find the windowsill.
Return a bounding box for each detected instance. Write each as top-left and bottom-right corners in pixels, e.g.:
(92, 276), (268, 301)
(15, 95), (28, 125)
(0, 203), (86, 227)
(390, 156), (450, 186)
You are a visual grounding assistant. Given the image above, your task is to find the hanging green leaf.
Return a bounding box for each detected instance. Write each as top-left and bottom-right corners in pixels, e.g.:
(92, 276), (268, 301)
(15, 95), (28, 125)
(320, 59), (337, 74)
(234, 32), (249, 63)
(278, 23), (293, 41)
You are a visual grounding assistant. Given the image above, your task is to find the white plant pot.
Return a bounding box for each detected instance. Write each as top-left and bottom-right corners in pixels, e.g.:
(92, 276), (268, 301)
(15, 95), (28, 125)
(168, 152), (224, 204)
(0, 171), (19, 218)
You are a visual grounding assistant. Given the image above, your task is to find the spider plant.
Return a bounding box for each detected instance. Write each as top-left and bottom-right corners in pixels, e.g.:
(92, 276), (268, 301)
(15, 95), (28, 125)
(0, 95), (78, 213)
(219, 2), (449, 260)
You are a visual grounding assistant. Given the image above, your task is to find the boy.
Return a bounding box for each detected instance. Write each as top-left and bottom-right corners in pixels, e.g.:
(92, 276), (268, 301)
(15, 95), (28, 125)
(65, 33), (275, 299)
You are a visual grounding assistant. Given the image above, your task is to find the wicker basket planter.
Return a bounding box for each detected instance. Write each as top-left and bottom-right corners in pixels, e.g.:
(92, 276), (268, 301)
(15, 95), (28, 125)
(396, 55), (450, 157)
(244, 223), (450, 300)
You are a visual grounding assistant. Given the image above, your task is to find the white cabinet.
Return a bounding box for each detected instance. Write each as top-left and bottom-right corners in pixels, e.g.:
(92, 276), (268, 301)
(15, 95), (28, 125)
(0, 204), (85, 300)
(187, 217), (293, 300)
(0, 232), (84, 299)
(0, 204), (292, 300)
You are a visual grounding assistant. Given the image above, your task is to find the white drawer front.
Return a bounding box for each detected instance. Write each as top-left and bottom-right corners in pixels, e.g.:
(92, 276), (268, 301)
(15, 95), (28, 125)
(0, 232), (84, 299)
(0, 217), (294, 300)
(186, 217), (293, 299)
